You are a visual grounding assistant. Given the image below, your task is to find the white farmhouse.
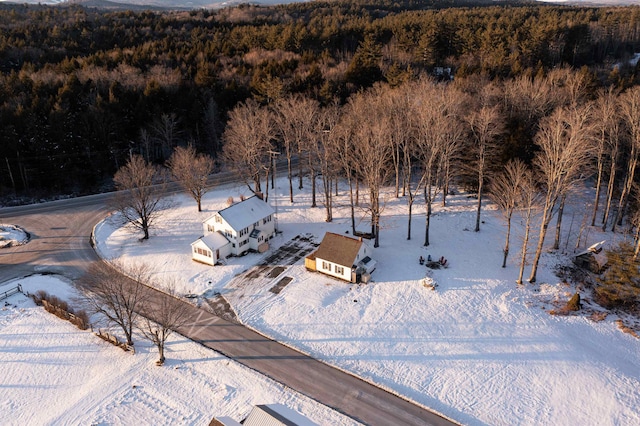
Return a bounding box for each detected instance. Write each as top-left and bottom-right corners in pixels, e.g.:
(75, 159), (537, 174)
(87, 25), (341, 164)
(305, 232), (376, 283)
(191, 195), (276, 266)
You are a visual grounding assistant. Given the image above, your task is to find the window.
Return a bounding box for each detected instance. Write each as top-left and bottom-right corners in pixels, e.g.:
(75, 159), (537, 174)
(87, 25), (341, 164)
(322, 261), (331, 272)
(335, 266), (344, 275)
(215, 215), (222, 224)
(207, 224), (214, 233)
(254, 221), (259, 228)
(195, 247), (211, 257)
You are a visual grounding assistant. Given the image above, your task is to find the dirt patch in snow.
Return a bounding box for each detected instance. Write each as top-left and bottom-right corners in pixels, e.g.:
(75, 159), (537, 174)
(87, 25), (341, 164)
(270, 276), (293, 294)
(204, 293), (238, 323)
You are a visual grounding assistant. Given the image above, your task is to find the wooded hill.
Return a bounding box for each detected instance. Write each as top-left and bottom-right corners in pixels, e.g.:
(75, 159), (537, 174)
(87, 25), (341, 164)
(0, 1), (639, 201)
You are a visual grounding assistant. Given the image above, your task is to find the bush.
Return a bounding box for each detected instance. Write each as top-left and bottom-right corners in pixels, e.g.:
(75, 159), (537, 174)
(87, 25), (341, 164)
(36, 291), (89, 330)
(71, 310), (90, 330)
(596, 243), (640, 309)
(566, 293), (581, 311)
(32, 290), (49, 306)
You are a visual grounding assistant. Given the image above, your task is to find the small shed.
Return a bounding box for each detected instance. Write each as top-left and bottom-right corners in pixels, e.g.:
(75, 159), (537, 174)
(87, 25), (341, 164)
(306, 232), (374, 283)
(244, 404), (318, 426)
(573, 240), (607, 273)
(210, 404), (317, 426)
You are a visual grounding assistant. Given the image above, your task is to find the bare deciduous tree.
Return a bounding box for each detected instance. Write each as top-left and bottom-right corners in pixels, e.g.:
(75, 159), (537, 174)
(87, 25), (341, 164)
(139, 128), (154, 163)
(221, 99), (275, 194)
(591, 89), (620, 227)
(139, 282), (190, 366)
(489, 159), (529, 268)
(348, 86), (394, 248)
(465, 104), (505, 232)
(612, 86), (640, 232)
(517, 170), (541, 285)
(316, 104), (341, 222)
(601, 92), (622, 231)
(332, 107), (359, 234)
(113, 154), (168, 240)
(439, 120), (465, 208)
(167, 145), (214, 212)
(150, 113), (183, 161)
(385, 85), (413, 198)
(77, 262), (150, 346)
(274, 95), (319, 203)
(503, 74), (558, 159)
(528, 105), (594, 283)
(411, 80), (462, 246)
(400, 89), (425, 240)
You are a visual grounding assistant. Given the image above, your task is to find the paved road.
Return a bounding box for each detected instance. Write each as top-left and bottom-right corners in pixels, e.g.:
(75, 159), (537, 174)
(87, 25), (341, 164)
(0, 184), (457, 426)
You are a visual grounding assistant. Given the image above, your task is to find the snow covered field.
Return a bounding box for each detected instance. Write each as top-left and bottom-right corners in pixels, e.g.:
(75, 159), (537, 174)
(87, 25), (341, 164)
(89, 177), (640, 426)
(0, 275), (360, 425)
(0, 224), (28, 248)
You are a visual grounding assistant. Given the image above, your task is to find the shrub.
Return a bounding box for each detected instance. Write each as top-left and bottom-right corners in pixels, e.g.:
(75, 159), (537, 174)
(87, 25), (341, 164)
(596, 243), (640, 309)
(33, 290), (91, 329)
(32, 290), (49, 306)
(566, 293), (581, 311)
(71, 310), (90, 330)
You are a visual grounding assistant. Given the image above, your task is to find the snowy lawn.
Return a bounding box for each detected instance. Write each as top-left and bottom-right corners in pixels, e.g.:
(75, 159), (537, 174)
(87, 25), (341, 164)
(0, 275), (360, 425)
(0, 224), (29, 248)
(94, 177), (640, 426)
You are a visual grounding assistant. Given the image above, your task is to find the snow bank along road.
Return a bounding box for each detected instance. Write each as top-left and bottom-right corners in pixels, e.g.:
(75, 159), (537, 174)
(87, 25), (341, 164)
(0, 187), (455, 426)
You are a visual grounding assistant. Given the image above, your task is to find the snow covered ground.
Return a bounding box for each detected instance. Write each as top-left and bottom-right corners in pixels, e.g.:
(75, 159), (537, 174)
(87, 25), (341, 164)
(89, 176), (640, 426)
(0, 224), (28, 248)
(0, 275), (360, 425)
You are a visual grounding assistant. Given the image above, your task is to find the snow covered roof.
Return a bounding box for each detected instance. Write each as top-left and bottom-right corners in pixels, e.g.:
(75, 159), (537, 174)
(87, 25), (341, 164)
(210, 417), (242, 426)
(312, 232), (364, 268)
(244, 404), (318, 426)
(587, 240), (606, 253)
(211, 196), (275, 232)
(192, 232), (230, 250)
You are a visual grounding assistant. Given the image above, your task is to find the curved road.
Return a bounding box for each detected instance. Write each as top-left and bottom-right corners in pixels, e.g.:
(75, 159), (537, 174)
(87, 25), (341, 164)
(0, 185), (456, 426)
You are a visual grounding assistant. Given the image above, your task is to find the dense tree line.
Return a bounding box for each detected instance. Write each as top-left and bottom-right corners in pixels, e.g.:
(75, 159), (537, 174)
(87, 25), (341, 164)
(1, 1), (640, 201)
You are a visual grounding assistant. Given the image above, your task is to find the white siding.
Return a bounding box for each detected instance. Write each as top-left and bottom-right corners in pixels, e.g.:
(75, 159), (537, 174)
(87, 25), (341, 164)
(315, 257), (352, 282)
(203, 211), (275, 256)
(191, 240), (215, 266)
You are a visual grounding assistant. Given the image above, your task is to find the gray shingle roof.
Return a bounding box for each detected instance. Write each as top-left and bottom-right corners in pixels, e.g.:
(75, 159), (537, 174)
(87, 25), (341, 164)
(312, 232), (363, 268)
